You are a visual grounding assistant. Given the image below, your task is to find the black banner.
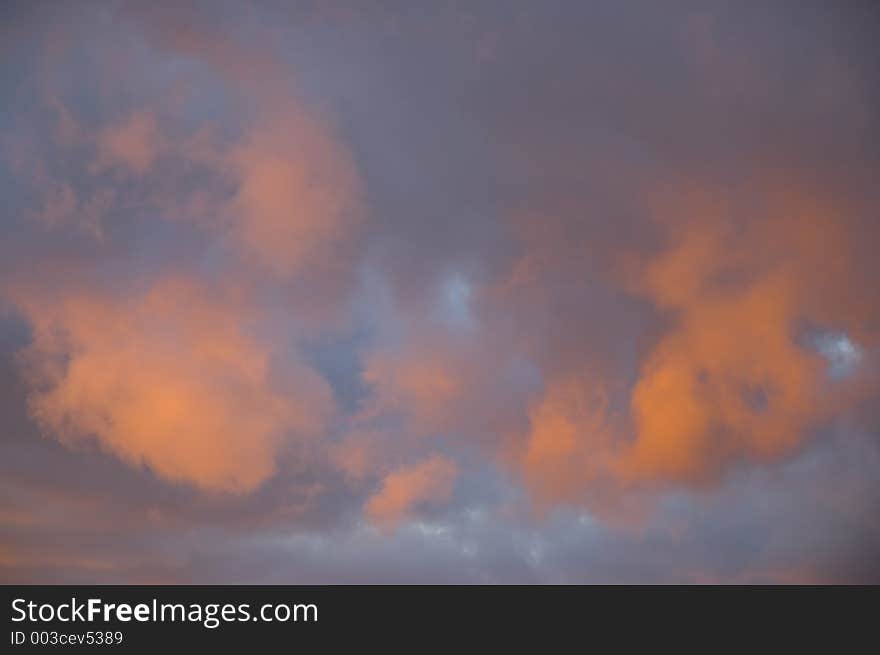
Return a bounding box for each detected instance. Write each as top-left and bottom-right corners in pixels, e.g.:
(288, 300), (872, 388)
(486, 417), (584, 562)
(1, 586), (875, 650)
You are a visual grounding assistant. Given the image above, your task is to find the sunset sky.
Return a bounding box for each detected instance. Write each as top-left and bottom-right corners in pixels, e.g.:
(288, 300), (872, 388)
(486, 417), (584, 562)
(1, 0), (878, 583)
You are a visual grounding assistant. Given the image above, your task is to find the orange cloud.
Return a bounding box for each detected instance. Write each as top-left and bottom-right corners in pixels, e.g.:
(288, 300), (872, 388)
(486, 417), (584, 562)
(12, 277), (332, 493)
(330, 430), (384, 482)
(16, 5), (364, 290)
(612, 180), (880, 489)
(4, 2), (366, 502)
(620, 183), (865, 485)
(96, 111), (161, 174)
(506, 177), (876, 507)
(519, 377), (619, 507)
(29, 100), (363, 285)
(362, 343), (467, 435)
(365, 455), (457, 530)
(626, 264), (822, 483)
(226, 107), (363, 280)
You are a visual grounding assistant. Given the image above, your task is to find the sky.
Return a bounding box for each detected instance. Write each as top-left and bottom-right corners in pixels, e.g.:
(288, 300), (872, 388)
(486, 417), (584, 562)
(1, 0), (879, 583)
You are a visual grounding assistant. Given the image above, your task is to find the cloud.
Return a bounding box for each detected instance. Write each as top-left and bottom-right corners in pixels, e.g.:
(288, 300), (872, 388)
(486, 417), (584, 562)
(518, 377), (620, 509)
(502, 175), (878, 508)
(11, 276), (332, 493)
(619, 181), (875, 485)
(365, 455), (458, 530)
(7, 1), (364, 293)
(362, 344), (466, 435)
(226, 107), (362, 280)
(0, 1), (365, 497)
(96, 111), (161, 174)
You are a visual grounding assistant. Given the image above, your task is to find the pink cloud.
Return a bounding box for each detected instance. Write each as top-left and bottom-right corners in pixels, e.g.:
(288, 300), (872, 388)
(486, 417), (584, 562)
(365, 455), (458, 530)
(12, 276), (332, 493)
